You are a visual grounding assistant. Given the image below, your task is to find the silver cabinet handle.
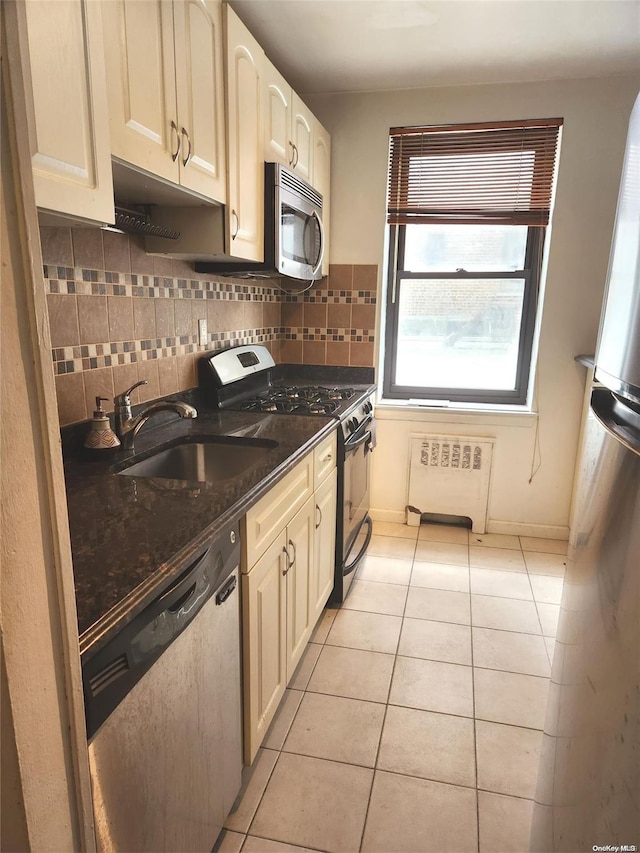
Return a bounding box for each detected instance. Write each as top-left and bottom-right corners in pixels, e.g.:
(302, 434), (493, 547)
(282, 545), (290, 575)
(292, 143), (299, 168)
(288, 539), (296, 568)
(288, 140), (296, 167)
(231, 209), (239, 240)
(181, 127), (192, 166)
(170, 120), (181, 162)
(315, 504), (323, 530)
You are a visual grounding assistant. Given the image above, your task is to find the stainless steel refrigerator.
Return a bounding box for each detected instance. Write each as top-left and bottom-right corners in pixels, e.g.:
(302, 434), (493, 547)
(531, 93), (640, 851)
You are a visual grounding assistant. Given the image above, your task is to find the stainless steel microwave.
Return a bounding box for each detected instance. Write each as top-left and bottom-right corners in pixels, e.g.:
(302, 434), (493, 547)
(194, 162), (325, 281)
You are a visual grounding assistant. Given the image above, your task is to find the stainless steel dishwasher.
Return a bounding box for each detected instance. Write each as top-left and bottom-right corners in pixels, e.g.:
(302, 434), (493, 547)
(83, 520), (242, 852)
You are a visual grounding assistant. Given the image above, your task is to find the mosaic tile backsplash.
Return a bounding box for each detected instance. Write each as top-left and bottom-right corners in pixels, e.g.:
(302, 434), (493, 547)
(40, 227), (377, 426)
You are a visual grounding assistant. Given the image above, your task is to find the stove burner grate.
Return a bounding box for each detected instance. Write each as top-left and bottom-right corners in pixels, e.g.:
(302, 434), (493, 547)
(237, 384), (355, 416)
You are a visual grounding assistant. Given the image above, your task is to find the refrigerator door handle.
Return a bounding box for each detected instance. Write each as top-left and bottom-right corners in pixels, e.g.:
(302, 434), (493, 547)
(591, 389), (640, 457)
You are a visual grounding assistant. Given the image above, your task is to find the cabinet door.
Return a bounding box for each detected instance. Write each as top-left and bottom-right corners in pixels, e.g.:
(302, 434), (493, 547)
(311, 468), (337, 625)
(313, 118), (331, 276)
(242, 532), (287, 765)
(263, 58), (291, 167)
(102, 0), (178, 184)
(173, 0), (226, 202)
(285, 497), (315, 680)
(23, 0), (114, 223)
(244, 452), (314, 568)
(290, 92), (314, 183)
(224, 7), (264, 261)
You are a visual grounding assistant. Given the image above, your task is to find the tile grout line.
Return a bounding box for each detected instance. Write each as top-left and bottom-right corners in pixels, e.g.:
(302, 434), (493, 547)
(357, 525), (417, 853)
(243, 610), (333, 842)
(466, 539), (482, 853)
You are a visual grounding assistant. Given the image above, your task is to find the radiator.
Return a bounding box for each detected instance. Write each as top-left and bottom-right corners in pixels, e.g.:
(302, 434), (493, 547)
(407, 435), (494, 534)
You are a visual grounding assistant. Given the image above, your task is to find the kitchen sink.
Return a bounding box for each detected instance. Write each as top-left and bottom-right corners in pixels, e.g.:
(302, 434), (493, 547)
(116, 437), (278, 483)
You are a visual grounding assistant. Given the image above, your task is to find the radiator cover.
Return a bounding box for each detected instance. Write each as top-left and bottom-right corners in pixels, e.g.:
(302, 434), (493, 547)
(407, 435), (494, 533)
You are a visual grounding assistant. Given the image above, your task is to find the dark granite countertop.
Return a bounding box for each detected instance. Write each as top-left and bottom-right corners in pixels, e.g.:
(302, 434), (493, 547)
(65, 408), (335, 662)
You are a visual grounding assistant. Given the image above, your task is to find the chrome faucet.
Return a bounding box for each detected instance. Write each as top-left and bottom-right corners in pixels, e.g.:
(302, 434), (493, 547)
(114, 380), (198, 451)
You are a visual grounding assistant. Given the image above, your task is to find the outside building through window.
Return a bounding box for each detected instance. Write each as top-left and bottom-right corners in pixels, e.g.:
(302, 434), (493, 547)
(383, 119), (562, 405)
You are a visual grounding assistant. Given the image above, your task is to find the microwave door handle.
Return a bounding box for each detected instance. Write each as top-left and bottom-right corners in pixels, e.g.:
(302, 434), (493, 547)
(311, 209), (325, 276)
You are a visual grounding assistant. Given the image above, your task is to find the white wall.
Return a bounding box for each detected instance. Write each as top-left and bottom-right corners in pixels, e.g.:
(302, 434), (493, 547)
(309, 76), (638, 537)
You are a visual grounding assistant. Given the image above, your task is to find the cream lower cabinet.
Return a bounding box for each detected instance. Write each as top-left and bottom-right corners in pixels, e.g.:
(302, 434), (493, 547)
(242, 432), (337, 764)
(311, 468), (337, 625)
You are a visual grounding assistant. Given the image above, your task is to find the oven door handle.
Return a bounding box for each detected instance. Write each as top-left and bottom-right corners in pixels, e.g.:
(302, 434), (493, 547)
(344, 429), (372, 455)
(343, 516), (373, 577)
(344, 415), (374, 454)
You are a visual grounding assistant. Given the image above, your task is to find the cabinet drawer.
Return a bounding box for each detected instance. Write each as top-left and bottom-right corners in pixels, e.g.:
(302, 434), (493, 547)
(244, 453), (314, 568)
(314, 431), (337, 489)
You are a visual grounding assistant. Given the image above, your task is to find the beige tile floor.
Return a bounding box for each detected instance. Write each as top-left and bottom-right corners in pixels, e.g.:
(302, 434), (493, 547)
(216, 522), (567, 853)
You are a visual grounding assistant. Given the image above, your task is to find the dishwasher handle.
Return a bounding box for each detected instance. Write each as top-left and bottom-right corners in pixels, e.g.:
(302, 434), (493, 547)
(156, 546), (210, 613)
(216, 573), (237, 605)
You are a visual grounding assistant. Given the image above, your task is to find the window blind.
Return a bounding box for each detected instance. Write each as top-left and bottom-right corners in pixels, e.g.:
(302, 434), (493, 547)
(387, 118), (562, 227)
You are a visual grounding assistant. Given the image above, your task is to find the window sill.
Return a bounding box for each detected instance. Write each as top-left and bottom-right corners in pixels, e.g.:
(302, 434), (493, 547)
(376, 398), (538, 428)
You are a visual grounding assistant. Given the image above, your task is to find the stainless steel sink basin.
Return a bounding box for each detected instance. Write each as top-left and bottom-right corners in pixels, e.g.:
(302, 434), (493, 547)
(117, 438), (278, 482)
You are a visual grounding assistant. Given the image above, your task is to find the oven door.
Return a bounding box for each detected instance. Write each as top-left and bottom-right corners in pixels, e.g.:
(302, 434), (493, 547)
(342, 416), (373, 573)
(276, 184), (324, 280)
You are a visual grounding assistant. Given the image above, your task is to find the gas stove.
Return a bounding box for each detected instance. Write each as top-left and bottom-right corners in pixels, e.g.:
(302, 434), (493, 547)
(198, 345), (375, 437)
(198, 344), (376, 605)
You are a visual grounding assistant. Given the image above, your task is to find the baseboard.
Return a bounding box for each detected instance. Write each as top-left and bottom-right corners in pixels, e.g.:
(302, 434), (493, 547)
(486, 520), (569, 540)
(370, 508), (570, 540)
(370, 509), (407, 524)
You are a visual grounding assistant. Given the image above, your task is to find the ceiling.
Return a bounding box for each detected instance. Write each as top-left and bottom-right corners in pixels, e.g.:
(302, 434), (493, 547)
(228, 0), (640, 95)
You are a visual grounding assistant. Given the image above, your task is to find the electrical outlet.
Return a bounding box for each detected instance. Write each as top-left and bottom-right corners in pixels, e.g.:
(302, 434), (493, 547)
(198, 318), (208, 346)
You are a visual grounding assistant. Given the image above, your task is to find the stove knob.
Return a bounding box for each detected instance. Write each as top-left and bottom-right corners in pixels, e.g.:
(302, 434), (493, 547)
(364, 401), (373, 414)
(348, 417), (358, 432)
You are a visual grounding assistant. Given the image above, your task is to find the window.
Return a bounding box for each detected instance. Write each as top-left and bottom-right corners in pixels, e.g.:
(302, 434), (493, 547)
(383, 119), (561, 405)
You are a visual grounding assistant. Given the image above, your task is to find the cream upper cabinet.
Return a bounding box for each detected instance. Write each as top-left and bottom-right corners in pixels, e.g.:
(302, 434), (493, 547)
(173, 0), (226, 201)
(262, 57), (314, 183)
(224, 6), (264, 261)
(313, 118), (331, 276)
(103, 0), (226, 203)
(21, 0), (114, 223)
(290, 92), (314, 183)
(102, 0), (177, 183)
(263, 59), (291, 166)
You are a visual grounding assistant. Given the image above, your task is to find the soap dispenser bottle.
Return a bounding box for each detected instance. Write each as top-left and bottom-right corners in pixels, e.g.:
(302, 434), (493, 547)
(84, 397), (121, 450)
